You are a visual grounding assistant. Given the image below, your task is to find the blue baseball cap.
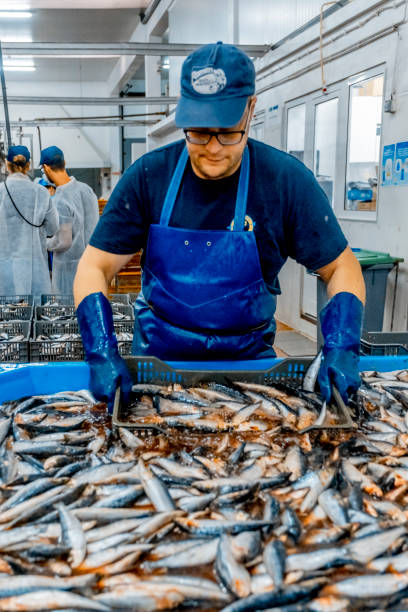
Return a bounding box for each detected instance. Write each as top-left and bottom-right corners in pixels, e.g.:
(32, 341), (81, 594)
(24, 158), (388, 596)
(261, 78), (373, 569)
(175, 41), (255, 129)
(7, 145), (30, 163)
(40, 145), (64, 166)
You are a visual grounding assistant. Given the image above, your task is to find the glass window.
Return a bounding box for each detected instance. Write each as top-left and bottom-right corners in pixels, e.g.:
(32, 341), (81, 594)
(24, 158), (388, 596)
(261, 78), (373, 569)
(287, 104), (305, 163)
(345, 75), (384, 212)
(250, 122), (264, 142)
(314, 98), (338, 206)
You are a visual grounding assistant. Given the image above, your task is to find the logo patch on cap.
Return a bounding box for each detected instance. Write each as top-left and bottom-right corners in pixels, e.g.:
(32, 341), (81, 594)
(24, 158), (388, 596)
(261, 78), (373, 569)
(191, 67), (227, 95)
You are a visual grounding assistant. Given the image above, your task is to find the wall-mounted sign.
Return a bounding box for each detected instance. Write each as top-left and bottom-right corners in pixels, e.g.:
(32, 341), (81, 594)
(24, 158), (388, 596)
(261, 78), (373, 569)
(382, 144), (395, 186)
(394, 141), (408, 185)
(267, 104), (280, 126)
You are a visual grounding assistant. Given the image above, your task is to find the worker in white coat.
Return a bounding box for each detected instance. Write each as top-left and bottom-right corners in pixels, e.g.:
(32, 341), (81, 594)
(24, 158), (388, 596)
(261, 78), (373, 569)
(41, 146), (99, 294)
(0, 145), (59, 296)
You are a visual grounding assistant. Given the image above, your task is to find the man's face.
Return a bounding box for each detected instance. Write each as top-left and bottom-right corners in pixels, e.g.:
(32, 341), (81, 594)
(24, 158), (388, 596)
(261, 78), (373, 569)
(185, 97), (256, 180)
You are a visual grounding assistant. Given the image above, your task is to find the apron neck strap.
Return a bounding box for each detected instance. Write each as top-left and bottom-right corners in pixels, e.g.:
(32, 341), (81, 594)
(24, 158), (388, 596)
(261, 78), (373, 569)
(160, 145), (250, 230)
(232, 146), (249, 232)
(160, 147), (189, 226)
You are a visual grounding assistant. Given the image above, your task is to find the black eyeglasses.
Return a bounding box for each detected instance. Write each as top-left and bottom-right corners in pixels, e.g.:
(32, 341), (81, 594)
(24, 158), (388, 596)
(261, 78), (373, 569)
(184, 106), (252, 146)
(184, 129), (247, 146)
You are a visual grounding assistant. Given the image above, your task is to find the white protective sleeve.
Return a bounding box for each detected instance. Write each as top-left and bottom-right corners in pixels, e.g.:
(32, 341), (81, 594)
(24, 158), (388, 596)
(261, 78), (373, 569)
(43, 192), (59, 238)
(47, 220), (73, 253)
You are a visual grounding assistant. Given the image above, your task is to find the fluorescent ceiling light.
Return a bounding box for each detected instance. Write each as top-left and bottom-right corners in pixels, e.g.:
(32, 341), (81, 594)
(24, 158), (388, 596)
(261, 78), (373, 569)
(14, 54), (118, 59)
(0, 2), (30, 8)
(4, 66), (36, 71)
(3, 57), (35, 71)
(0, 11), (32, 18)
(4, 57), (34, 66)
(0, 35), (33, 42)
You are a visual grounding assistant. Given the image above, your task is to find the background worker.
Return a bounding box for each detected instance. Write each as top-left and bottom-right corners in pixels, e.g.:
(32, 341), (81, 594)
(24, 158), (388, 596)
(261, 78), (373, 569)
(74, 42), (365, 412)
(41, 146), (99, 294)
(38, 176), (57, 273)
(0, 145), (59, 296)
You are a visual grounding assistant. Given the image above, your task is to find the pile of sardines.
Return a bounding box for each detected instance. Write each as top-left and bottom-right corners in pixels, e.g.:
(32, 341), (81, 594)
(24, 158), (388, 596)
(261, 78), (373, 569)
(2, 370), (408, 610)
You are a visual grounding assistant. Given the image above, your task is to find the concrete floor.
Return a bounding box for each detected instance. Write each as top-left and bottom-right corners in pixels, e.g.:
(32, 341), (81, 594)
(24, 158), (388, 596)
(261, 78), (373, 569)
(274, 320), (317, 357)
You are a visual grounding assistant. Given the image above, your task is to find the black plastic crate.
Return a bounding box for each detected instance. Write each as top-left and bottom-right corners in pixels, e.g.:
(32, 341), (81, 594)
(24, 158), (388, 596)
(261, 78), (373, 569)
(40, 294), (74, 306)
(30, 319), (133, 362)
(35, 305), (76, 321)
(36, 303), (133, 322)
(128, 293), (139, 305)
(114, 321), (134, 357)
(113, 356), (313, 427)
(32, 320), (80, 335)
(109, 294), (130, 305)
(30, 320), (83, 362)
(111, 304), (134, 321)
(360, 331), (408, 356)
(0, 295), (33, 306)
(0, 321), (30, 362)
(0, 304), (33, 321)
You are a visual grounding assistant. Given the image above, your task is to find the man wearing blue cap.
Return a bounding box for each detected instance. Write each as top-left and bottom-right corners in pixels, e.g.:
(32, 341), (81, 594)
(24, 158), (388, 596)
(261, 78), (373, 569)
(74, 42), (365, 413)
(0, 145), (58, 295)
(40, 145), (99, 294)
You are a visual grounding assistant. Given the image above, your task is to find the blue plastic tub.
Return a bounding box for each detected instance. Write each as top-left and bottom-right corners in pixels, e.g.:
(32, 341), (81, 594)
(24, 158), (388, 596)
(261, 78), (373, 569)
(0, 356), (407, 404)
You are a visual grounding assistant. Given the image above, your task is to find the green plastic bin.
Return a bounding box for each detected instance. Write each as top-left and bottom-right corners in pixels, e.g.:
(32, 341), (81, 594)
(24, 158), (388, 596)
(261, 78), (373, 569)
(315, 248), (404, 347)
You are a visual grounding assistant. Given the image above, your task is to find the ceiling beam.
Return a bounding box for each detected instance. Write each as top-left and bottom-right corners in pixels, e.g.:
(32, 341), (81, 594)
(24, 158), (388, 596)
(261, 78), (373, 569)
(8, 95), (178, 105)
(2, 42), (269, 57)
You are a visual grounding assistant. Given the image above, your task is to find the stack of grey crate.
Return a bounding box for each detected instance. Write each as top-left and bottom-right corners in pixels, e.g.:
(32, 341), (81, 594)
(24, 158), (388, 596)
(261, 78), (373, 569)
(0, 294), (134, 363)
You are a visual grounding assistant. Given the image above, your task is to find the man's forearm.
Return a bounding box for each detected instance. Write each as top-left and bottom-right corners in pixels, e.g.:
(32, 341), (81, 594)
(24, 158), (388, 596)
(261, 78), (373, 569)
(73, 259), (109, 308)
(325, 262), (366, 304)
(73, 246), (135, 308)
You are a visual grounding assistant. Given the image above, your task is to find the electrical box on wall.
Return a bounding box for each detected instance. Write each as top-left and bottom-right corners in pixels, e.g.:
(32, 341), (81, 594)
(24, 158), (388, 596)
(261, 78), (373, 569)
(384, 98), (396, 113)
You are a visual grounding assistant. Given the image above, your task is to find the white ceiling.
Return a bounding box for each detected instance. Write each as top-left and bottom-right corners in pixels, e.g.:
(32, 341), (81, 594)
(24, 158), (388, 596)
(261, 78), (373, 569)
(0, 1), (149, 8)
(0, 9), (142, 43)
(0, 6), (145, 82)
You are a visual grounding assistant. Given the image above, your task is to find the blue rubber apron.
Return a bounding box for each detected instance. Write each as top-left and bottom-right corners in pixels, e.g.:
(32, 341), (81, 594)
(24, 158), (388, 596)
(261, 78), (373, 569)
(132, 146), (277, 360)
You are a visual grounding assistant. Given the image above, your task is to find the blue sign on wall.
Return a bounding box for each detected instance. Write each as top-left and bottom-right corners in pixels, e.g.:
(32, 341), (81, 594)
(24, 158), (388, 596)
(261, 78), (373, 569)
(382, 144), (395, 186)
(394, 141), (408, 185)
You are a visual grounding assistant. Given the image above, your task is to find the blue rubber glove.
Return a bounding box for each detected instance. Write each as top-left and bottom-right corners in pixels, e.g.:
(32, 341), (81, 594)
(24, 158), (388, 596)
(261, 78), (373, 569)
(76, 292), (132, 414)
(318, 292), (363, 403)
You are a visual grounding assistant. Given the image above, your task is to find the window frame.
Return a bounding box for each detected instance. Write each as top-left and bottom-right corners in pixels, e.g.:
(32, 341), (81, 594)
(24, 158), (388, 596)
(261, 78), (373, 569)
(340, 67), (385, 222)
(283, 99), (309, 168)
(282, 64), (386, 223)
(311, 91), (341, 209)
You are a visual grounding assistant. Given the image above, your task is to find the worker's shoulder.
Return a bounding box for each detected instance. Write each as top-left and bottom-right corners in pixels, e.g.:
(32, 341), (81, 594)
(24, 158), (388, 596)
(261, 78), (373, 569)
(32, 181), (48, 195)
(24, 179), (48, 198)
(75, 179), (97, 197)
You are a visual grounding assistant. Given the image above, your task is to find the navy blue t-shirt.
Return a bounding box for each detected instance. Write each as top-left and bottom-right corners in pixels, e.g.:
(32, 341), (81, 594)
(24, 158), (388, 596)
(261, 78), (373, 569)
(90, 138), (347, 295)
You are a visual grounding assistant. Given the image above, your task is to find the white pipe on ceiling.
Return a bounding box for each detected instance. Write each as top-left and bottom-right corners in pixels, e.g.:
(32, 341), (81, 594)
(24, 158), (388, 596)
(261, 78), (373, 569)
(1, 42), (269, 57)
